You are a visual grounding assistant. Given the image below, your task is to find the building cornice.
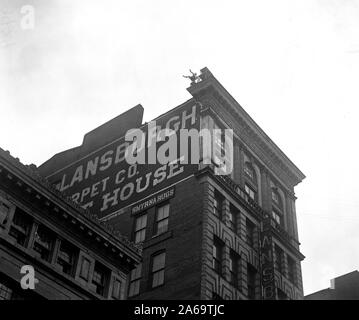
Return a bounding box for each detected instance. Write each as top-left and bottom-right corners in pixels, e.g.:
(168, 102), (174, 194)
(200, 106), (297, 198)
(0, 147), (142, 264)
(188, 67), (305, 188)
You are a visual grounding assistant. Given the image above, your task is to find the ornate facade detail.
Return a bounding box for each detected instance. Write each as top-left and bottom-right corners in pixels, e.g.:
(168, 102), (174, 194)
(0, 147), (141, 255)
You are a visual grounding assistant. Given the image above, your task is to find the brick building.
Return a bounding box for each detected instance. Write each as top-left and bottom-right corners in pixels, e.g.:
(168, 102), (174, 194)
(39, 67), (305, 300)
(0, 148), (141, 300)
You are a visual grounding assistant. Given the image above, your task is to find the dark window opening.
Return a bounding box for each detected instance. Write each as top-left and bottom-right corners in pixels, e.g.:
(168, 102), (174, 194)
(33, 225), (56, 262)
(0, 200), (11, 226)
(92, 262), (110, 297)
(57, 241), (78, 276)
(247, 264), (257, 300)
(230, 250), (240, 289)
(9, 209), (32, 247)
(128, 263), (142, 297)
(212, 237), (224, 275)
(287, 257), (297, 285)
(151, 252), (166, 288)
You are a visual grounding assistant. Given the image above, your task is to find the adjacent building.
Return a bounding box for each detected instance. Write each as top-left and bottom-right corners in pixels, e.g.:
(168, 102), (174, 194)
(0, 147), (141, 300)
(38, 67), (305, 300)
(305, 270), (359, 300)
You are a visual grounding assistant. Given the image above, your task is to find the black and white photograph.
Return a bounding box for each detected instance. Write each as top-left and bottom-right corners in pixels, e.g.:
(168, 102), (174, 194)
(0, 0), (358, 309)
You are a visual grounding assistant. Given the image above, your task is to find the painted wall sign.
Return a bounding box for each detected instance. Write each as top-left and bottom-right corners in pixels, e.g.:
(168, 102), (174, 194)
(131, 187), (175, 215)
(47, 102), (199, 220)
(260, 214), (276, 300)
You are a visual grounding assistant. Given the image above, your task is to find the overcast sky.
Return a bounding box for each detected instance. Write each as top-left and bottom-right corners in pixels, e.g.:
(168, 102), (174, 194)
(1, 0), (359, 295)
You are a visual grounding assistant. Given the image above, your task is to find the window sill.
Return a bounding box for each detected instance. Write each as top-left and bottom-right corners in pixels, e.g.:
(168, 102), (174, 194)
(143, 230), (173, 249)
(146, 282), (166, 293)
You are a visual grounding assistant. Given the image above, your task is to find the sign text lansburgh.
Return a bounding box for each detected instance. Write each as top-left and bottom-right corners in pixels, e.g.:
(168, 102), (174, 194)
(48, 103), (199, 220)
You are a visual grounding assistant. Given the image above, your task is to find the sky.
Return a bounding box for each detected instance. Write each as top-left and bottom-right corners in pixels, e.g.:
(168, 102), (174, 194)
(1, 0), (359, 296)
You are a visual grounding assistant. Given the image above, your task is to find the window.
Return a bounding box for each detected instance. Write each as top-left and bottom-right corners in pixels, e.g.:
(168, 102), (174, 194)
(213, 192), (223, 220)
(247, 264), (257, 299)
(272, 209), (282, 226)
(112, 279), (123, 300)
(0, 282), (12, 300)
(244, 184), (256, 202)
(57, 241), (77, 276)
(80, 257), (91, 280)
(228, 205), (238, 232)
(272, 189), (281, 207)
(229, 251), (240, 288)
(151, 252), (166, 288)
(134, 214), (147, 244)
(212, 237), (224, 275)
(244, 162), (255, 180)
(0, 200), (10, 226)
(33, 225), (55, 262)
(245, 218), (255, 247)
(92, 263), (109, 296)
(244, 161), (258, 203)
(9, 210), (32, 247)
(154, 204), (170, 236)
(287, 257), (297, 285)
(274, 245), (284, 274)
(128, 263), (142, 297)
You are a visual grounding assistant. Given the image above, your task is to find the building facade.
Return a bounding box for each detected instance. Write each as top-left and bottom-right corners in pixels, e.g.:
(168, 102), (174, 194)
(0, 148), (141, 300)
(39, 67), (305, 300)
(305, 271), (359, 300)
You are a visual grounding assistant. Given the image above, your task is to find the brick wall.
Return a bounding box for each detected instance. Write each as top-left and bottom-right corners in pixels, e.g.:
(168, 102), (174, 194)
(109, 176), (204, 299)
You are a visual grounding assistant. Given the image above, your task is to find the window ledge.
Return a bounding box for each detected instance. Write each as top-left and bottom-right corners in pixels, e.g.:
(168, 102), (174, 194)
(143, 230), (173, 249)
